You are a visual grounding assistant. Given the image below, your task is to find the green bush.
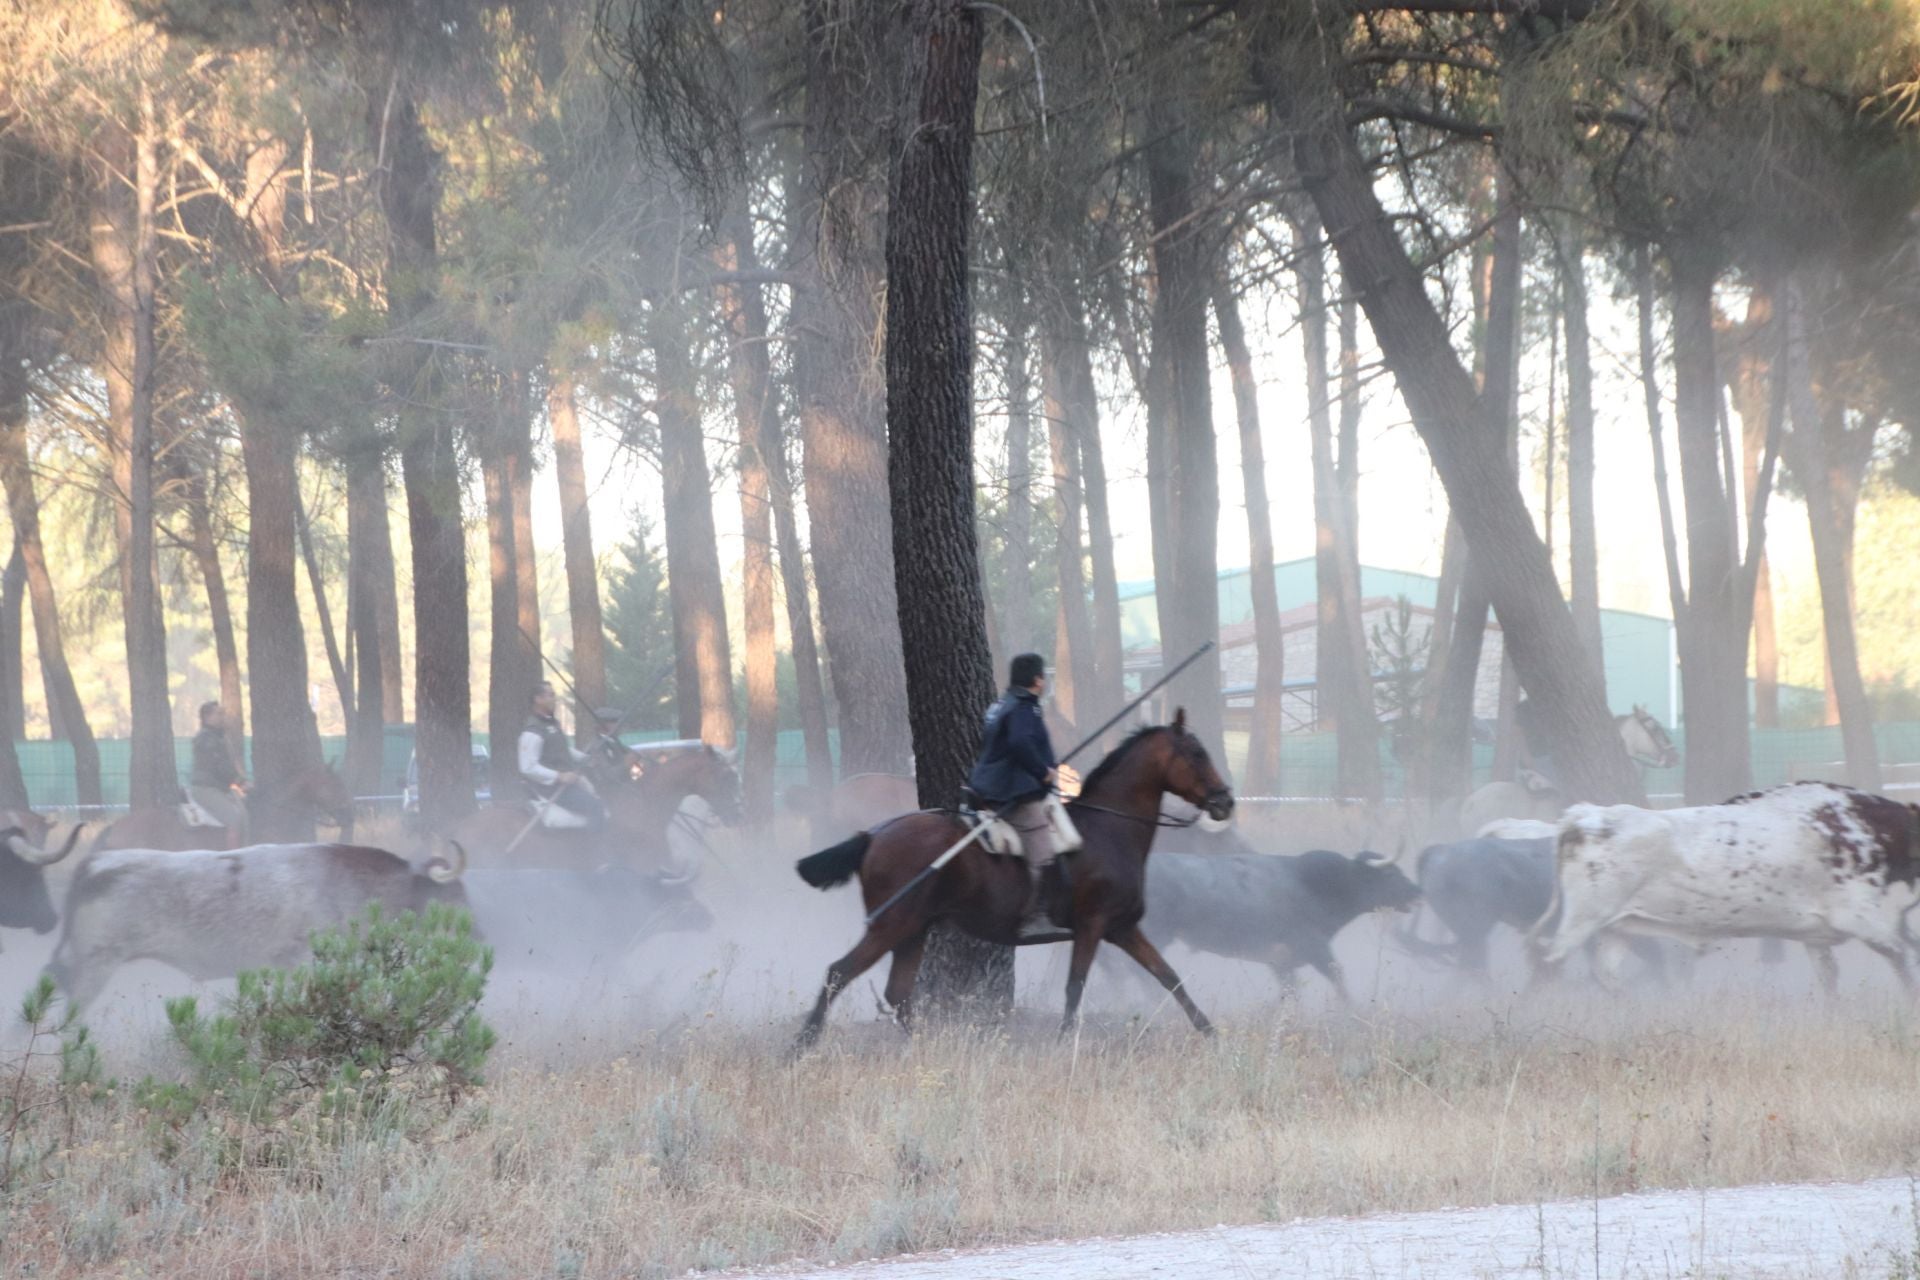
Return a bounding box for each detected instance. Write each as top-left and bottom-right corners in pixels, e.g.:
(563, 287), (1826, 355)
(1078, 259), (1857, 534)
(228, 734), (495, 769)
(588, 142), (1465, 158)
(140, 902), (495, 1132)
(1, 975), (106, 1192)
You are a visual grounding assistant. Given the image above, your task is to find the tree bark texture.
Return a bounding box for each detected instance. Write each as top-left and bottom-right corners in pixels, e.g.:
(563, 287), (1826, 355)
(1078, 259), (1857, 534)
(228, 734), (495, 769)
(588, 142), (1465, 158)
(1047, 360), (1094, 732)
(482, 385), (540, 800)
(1144, 99), (1224, 757)
(183, 472), (244, 763)
(1, 543), (23, 746)
(344, 447), (391, 796)
(296, 488), (353, 742)
(1001, 321), (1035, 653)
(1728, 290), (1779, 730)
(91, 103), (177, 808)
(654, 313), (737, 749)
(1213, 270), (1283, 794)
(1560, 231), (1604, 684)
(1669, 253), (1750, 802)
(1041, 290), (1124, 729)
(549, 376), (610, 746)
(883, 0), (1007, 1016)
(1274, 43), (1643, 804)
(715, 226), (780, 823)
(793, 0), (911, 776)
(0, 387), (100, 802)
(376, 89), (472, 826)
(1784, 285), (1879, 788)
(1332, 274), (1380, 797)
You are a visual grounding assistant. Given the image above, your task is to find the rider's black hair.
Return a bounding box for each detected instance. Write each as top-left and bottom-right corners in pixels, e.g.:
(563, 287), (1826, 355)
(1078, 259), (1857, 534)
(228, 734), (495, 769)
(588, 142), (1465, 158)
(1009, 652), (1046, 690)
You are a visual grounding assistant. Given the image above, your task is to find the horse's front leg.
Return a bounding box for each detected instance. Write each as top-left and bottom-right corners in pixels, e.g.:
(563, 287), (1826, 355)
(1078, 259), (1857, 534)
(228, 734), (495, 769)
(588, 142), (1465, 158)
(1060, 916), (1107, 1035)
(1107, 924), (1214, 1036)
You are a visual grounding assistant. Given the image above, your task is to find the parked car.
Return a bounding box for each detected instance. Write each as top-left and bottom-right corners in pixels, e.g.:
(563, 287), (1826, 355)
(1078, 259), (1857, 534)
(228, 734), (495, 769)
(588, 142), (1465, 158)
(401, 744), (492, 815)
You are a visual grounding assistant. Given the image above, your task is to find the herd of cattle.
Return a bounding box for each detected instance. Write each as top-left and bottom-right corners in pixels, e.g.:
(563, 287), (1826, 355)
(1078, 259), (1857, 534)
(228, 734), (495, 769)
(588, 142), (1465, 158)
(1, 778), (1916, 1019)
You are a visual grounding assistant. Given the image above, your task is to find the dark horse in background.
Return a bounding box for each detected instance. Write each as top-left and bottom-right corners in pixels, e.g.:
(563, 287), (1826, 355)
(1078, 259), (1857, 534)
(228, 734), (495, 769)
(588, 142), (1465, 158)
(96, 761), (355, 852)
(792, 711), (1235, 1051)
(444, 741), (742, 873)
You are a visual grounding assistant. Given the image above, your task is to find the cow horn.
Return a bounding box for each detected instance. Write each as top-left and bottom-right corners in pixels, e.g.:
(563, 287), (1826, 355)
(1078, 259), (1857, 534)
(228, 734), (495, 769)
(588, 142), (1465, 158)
(1357, 850), (1390, 867)
(8, 821), (82, 867)
(426, 837), (468, 884)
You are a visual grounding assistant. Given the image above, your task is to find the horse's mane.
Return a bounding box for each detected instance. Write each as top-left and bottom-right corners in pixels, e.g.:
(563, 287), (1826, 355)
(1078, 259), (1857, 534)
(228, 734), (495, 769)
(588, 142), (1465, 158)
(1077, 725), (1166, 795)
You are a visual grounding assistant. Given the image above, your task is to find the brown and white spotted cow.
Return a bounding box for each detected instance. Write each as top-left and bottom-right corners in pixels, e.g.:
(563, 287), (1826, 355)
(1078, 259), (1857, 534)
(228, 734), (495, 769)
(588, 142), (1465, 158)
(1534, 781), (1920, 993)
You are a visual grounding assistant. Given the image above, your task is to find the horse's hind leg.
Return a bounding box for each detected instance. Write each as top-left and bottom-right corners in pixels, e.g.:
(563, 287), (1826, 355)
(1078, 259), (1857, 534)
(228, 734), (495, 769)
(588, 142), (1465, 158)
(1107, 924), (1214, 1036)
(794, 925), (909, 1054)
(883, 933), (929, 1033)
(1060, 918), (1107, 1035)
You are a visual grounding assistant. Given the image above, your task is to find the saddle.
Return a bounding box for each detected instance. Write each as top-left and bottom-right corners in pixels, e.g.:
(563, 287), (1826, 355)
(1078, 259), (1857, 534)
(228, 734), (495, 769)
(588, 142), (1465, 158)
(958, 787), (1023, 856)
(178, 794), (223, 828)
(530, 798), (591, 830)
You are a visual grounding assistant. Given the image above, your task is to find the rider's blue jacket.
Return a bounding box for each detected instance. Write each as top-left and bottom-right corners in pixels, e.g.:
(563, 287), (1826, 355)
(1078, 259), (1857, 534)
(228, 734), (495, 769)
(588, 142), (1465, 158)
(967, 687), (1055, 807)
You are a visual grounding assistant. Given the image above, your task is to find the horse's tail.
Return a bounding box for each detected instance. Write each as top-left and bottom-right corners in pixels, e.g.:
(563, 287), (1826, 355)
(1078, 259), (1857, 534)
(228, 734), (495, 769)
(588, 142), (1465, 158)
(796, 832), (870, 890)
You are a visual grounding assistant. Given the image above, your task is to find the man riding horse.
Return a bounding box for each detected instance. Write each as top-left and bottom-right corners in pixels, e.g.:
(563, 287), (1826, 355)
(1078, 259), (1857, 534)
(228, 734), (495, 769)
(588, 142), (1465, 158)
(519, 681), (606, 831)
(189, 701), (248, 843)
(967, 652), (1084, 935)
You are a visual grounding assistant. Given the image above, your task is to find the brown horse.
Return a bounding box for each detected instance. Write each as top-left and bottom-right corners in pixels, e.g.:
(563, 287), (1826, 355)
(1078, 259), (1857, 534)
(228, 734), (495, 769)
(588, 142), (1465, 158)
(97, 762), (356, 853)
(792, 711), (1235, 1050)
(444, 742), (741, 872)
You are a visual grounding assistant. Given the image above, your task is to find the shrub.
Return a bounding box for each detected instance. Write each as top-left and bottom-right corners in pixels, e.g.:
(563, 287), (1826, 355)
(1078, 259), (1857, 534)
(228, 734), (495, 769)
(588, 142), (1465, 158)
(1, 975), (105, 1192)
(140, 902), (495, 1132)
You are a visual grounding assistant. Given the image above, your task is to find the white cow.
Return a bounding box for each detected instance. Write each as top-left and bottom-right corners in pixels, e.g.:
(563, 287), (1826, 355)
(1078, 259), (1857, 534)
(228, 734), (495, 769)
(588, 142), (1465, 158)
(1534, 782), (1920, 992)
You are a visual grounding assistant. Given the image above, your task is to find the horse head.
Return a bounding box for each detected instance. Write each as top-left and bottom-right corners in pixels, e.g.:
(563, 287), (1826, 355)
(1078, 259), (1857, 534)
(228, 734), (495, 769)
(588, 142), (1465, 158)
(1622, 704), (1680, 770)
(1084, 710), (1235, 827)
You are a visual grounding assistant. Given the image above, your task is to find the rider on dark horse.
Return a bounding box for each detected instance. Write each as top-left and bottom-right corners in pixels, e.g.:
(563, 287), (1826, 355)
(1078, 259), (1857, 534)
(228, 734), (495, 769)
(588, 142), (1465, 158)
(189, 700), (248, 844)
(519, 681), (607, 831)
(967, 652), (1084, 935)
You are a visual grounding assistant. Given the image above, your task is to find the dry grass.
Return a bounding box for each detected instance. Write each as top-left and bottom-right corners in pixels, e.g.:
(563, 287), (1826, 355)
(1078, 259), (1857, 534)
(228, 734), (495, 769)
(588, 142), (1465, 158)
(6, 992), (1920, 1279)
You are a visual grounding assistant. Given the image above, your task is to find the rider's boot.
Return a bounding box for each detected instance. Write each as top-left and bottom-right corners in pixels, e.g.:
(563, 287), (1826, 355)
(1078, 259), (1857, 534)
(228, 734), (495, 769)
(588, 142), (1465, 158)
(1017, 857), (1060, 939)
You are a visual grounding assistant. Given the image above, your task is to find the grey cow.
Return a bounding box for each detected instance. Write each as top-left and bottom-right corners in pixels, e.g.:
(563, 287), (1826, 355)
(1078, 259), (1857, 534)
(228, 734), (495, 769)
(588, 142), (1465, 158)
(45, 841), (470, 1011)
(1404, 836), (1667, 982)
(0, 813), (83, 948)
(1139, 849), (1420, 1001)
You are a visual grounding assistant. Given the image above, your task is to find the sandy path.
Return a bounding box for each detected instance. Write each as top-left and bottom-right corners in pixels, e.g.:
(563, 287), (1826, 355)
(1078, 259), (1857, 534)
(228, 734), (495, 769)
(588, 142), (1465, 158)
(713, 1177), (1918, 1279)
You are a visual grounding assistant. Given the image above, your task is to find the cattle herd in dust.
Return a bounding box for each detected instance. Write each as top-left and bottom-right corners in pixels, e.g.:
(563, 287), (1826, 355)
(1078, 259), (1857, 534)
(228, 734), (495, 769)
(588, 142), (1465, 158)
(1, 770), (1918, 1027)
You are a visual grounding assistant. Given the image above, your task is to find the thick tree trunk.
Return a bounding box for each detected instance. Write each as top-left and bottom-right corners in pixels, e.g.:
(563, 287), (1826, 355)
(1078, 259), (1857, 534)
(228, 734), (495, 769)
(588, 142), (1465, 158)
(296, 487), (353, 739)
(1560, 231), (1604, 682)
(482, 385), (540, 799)
(655, 312), (737, 749)
(0, 388), (100, 801)
(1, 543), (22, 745)
(885, 0), (1006, 1017)
(91, 103), (177, 808)
(184, 473), (244, 762)
(1433, 181), (1519, 801)
(792, 0), (911, 776)
(1213, 269), (1283, 794)
(1784, 292), (1879, 788)
(1144, 100), (1223, 756)
(549, 376), (609, 746)
(1728, 290), (1780, 730)
(1042, 289), (1124, 728)
(376, 89), (471, 825)
(1669, 253), (1750, 802)
(1047, 362), (1094, 732)
(1273, 45), (1643, 803)
(1001, 321), (1035, 652)
(344, 447), (390, 796)
(1332, 278), (1379, 797)
(715, 223), (780, 823)
(0, 542), (25, 808)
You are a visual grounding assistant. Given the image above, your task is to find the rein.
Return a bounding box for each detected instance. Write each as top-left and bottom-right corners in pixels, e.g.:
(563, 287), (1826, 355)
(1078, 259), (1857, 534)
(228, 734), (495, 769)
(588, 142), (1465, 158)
(1067, 800), (1200, 829)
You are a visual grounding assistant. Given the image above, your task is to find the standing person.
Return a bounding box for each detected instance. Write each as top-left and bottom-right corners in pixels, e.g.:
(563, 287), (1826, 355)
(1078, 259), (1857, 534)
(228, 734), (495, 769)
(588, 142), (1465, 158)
(189, 701), (249, 843)
(967, 652), (1083, 933)
(519, 681), (606, 830)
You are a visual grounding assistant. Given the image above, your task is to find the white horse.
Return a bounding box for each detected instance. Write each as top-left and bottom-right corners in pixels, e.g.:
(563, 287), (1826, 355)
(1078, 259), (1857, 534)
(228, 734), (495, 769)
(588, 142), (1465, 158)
(1455, 705), (1678, 837)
